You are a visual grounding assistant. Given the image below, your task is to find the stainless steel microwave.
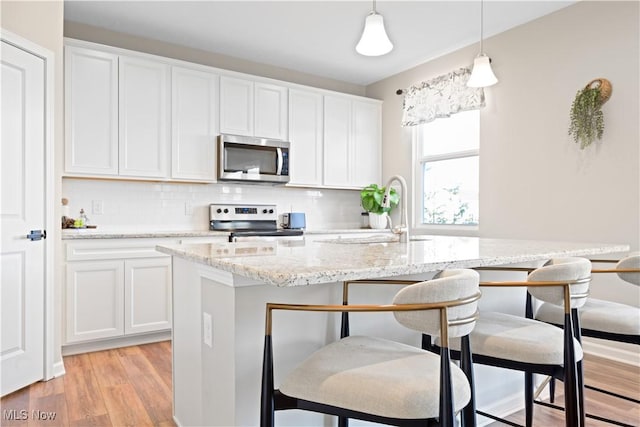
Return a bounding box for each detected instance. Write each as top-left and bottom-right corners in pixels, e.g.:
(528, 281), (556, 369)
(218, 134), (290, 184)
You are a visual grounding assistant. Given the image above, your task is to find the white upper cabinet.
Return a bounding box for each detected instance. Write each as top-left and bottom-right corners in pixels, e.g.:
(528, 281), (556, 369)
(171, 66), (219, 181)
(288, 89), (323, 186)
(323, 96), (351, 187)
(65, 46), (119, 175)
(323, 95), (381, 189)
(219, 76), (254, 136)
(65, 45), (170, 179)
(220, 76), (288, 140)
(255, 82), (288, 140)
(351, 100), (381, 188)
(119, 56), (170, 178)
(64, 40), (380, 187)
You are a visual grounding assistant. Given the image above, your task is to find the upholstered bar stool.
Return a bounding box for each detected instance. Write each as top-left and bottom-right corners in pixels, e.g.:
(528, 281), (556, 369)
(534, 253), (640, 425)
(260, 269), (481, 427)
(431, 257), (591, 427)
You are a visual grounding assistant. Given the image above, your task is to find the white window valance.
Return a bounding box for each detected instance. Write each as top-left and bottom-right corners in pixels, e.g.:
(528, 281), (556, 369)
(401, 67), (485, 127)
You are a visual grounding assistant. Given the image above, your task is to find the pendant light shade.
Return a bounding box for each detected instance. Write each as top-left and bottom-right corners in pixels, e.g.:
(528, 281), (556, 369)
(467, 54), (498, 87)
(356, 2), (393, 56)
(467, 0), (498, 87)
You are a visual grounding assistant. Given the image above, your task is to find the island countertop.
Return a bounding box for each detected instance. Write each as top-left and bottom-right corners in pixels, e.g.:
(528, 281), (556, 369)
(156, 235), (629, 287)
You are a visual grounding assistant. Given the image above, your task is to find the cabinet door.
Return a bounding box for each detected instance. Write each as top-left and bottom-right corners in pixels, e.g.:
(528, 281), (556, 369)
(288, 89), (323, 186)
(219, 76), (253, 136)
(255, 82), (288, 140)
(124, 257), (172, 335)
(64, 46), (118, 175)
(65, 260), (124, 343)
(351, 100), (381, 188)
(172, 66), (219, 181)
(119, 56), (170, 178)
(323, 95), (351, 187)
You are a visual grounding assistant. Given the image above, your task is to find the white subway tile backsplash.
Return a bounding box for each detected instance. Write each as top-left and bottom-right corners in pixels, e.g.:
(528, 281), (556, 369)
(62, 179), (364, 231)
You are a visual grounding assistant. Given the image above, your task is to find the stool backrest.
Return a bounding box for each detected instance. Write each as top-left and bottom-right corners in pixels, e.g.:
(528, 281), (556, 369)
(392, 269), (480, 338)
(527, 257), (591, 308)
(616, 253), (640, 286)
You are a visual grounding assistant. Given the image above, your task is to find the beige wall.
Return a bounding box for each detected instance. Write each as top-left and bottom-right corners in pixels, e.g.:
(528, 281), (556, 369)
(64, 21), (366, 96)
(1, 0), (65, 370)
(367, 1), (639, 250)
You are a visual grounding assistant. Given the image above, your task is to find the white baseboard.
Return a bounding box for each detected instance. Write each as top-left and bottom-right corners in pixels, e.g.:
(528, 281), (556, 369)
(582, 338), (640, 366)
(475, 376), (552, 427)
(61, 330), (171, 356)
(51, 361), (66, 378)
(476, 391), (525, 427)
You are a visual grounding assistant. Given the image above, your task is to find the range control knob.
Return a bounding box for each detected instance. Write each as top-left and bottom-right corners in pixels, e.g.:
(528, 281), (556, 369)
(262, 209), (268, 214)
(268, 209), (274, 214)
(216, 208), (222, 214)
(223, 208), (229, 214)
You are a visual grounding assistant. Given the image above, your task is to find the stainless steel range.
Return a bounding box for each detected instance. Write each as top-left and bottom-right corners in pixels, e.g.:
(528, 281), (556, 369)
(209, 203), (304, 242)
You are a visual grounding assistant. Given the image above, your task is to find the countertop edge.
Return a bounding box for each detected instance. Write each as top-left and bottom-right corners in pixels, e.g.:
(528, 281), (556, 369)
(156, 240), (630, 287)
(62, 228), (388, 240)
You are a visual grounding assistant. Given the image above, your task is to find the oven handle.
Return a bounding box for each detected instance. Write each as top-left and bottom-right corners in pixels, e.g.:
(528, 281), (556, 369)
(276, 147), (283, 175)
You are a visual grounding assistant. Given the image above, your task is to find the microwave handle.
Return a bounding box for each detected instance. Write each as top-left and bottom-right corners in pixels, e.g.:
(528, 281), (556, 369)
(276, 147), (283, 175)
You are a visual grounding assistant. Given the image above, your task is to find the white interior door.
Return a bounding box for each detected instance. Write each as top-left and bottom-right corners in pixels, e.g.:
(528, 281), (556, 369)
(1, 39), (46, 396)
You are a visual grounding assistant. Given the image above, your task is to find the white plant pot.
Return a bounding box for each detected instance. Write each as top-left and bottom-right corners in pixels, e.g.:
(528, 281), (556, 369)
(368, 212), (389, 229)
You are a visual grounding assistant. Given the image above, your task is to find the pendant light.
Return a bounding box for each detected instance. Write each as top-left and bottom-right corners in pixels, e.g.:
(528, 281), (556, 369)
(467, 0), (498, 87)
(356, 0), (393, 56)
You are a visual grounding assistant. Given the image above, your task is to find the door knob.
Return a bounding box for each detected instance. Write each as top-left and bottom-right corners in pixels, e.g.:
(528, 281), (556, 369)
(27, 230), (46, 241)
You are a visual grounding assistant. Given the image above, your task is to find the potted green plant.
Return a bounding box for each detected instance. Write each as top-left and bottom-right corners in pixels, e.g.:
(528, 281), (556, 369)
(361, 184), (399, 229)
(568, 78), (611, 149)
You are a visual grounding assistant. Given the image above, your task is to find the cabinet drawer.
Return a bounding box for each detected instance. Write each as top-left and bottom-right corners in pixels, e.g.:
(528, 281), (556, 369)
(66, 238), (179, 261)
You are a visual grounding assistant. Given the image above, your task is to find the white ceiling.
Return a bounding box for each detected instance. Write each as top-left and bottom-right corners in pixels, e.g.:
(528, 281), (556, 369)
(64, 0), (576, 86)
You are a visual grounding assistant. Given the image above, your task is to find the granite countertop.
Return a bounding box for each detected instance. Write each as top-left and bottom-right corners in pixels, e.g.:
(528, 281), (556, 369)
(156, 235), (629, 287)
(61, 229), (230, 239)
(61, 227), (386, 240)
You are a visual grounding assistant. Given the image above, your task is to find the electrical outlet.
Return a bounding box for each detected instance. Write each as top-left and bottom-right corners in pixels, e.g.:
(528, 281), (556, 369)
(91, 200), (103, 215)
(185, 201), (193, 216)
(203, 312), (213, 348)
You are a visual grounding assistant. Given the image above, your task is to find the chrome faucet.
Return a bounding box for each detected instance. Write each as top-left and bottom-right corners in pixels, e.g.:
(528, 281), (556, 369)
(381, 175), (409, 243)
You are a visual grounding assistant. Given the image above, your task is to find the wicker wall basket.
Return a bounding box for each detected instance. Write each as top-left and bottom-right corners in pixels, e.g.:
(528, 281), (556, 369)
(586, 78), (612, 104)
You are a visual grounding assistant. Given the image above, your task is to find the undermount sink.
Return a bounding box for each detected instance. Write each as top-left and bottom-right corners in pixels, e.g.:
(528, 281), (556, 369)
(319, 235), (431, 244)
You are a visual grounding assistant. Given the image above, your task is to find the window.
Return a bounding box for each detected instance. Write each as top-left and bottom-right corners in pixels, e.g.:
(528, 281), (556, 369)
(414, 110), (479, 227)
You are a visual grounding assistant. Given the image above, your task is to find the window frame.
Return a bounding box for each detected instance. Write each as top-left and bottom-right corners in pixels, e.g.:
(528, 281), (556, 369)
(411, 122), (480, 236)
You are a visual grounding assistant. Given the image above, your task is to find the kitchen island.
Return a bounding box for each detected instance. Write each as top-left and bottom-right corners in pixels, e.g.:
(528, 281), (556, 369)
(157, 235), (628, 427)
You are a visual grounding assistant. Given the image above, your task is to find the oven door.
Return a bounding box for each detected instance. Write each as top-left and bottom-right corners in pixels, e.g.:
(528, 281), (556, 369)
(218, 134), (290, 183)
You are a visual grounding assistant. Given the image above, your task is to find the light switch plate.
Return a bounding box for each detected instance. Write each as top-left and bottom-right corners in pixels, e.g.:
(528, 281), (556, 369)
(91, 200), (103, 215)
(203, 312), (213, 348)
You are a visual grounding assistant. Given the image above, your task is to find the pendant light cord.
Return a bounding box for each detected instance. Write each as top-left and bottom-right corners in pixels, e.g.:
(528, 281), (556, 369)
(373, 0), (377, 14)
(480, 0), (484, 53)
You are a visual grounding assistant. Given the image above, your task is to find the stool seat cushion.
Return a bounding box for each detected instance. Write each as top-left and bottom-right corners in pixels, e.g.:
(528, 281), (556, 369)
(279, 335), (471, 419)
(447, 312), (583, 365)
(536, 299), (640, 335)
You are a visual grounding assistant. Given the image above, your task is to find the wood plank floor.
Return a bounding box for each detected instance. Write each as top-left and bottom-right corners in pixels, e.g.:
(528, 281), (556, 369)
(0, 341), (174, 427)
(488, 353), (640, 426)
(1, 342), (638, 426)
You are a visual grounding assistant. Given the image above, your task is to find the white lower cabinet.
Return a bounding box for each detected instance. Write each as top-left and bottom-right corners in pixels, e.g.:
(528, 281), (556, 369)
(66, 260), (125, 343)
(124, 257), (172, 334)
(64, 239), (173, 347)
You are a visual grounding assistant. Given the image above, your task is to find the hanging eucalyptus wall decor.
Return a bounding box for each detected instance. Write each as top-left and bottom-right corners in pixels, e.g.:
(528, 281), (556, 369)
(568, 78), (612, 149)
